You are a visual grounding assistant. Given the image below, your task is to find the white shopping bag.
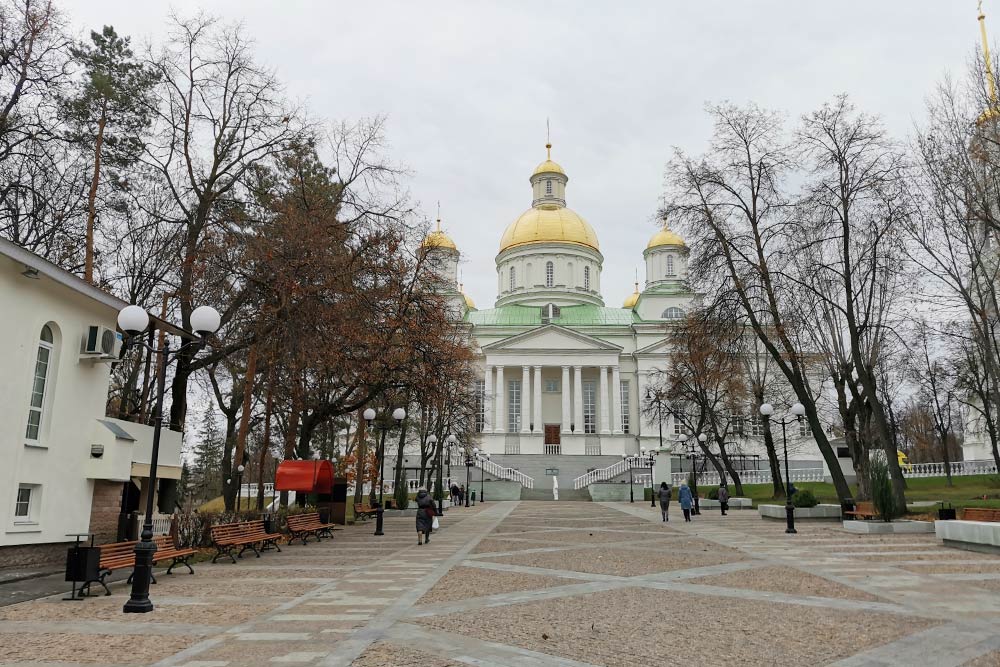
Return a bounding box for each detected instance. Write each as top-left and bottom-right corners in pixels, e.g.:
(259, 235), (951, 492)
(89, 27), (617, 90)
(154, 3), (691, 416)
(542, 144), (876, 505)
(432, 516), (440, 530)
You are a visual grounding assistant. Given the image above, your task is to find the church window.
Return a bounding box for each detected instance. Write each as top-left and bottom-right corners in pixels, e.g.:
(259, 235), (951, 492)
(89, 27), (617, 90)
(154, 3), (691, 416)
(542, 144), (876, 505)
(662, 307), (684, 319)
(546, 179), (552, 195)
(583, 381), (596, 434)
(620, 380), (630, 434)
(666, 255), (675, 276)
(545, 261), (554, 287)
(584, 266), (591, 291)
(475, 380), (486, 433)
(26, 325), (55, 442)
(507, 380), (522, 432)
(509, 266), (516, 291)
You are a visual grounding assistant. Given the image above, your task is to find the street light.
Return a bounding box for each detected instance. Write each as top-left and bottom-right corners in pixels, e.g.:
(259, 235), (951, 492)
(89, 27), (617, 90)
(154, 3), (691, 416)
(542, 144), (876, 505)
(117, 302), (220, 614)
(236, 464), (245, 512)
(641, 447), (657, 507)
(678, 433), (706, 515)
(465, 448), (479, 507)
(645, 388), (666, 454)
(622, 453), (635, 503)
(428, 434), (443, 516)
(759, 402), (805, 534)
(363, 406), (406, 536)
(478, 451), (490, 503)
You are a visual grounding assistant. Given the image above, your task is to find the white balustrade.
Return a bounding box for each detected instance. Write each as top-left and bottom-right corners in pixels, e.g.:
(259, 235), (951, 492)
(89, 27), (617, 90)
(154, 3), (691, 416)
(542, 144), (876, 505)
(573, 458), (651, 489)
(903, 459), (998, 478)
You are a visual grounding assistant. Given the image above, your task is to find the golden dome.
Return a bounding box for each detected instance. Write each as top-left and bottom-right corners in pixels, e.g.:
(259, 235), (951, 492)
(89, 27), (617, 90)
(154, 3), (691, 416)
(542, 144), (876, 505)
(532, 159), (566, 177)
(463, 291), (476, 310)
(421, 218), (457, 251)
(623, 282), (640, 309)
(647, 225), (685, 249)
(499, 206), (600, 253)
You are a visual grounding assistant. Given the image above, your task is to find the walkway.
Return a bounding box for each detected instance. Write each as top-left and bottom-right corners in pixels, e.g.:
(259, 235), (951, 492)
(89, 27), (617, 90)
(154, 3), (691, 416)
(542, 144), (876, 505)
(0, 502), (999, 665)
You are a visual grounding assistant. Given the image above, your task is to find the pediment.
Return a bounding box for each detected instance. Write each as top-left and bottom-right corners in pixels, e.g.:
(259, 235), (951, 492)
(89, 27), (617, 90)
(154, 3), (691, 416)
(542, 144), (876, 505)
(482, 325), (622, 353)
(635, 338), (674, 356)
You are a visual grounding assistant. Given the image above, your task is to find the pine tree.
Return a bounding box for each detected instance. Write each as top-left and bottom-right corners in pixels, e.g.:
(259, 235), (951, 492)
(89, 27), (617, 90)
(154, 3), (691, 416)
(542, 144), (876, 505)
(191, 407), (225, 501)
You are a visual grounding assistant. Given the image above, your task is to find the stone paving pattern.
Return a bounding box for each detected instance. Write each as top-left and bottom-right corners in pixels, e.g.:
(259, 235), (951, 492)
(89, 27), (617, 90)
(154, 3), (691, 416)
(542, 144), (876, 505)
(0, 500), (999, 665)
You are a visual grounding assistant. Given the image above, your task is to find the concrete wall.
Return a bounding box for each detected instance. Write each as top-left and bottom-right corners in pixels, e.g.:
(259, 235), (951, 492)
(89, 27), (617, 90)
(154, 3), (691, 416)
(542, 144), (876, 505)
(481, 480), (522, 501)
(587, 482), (648, 502)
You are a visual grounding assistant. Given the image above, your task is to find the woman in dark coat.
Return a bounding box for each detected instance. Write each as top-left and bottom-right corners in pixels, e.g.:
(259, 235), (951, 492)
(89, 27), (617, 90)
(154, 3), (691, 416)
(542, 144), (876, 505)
(415, 488), (435, 545)
(657, 482), (672, 522)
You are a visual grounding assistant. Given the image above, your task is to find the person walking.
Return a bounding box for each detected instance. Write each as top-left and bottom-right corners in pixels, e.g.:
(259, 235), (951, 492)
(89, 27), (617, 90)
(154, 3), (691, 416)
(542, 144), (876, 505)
(458, 484), (466, 506)
(450, 483), (460, 507)
(679, 480), (694, 522)
(718, 483), (730, 516)
(415, 488), (435, 545)
(657, 481), (672, 522)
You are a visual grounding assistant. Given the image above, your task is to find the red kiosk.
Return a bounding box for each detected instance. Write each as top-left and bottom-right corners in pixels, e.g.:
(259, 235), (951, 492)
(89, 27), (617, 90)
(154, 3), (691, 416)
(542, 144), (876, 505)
(274, 460), (347, 524)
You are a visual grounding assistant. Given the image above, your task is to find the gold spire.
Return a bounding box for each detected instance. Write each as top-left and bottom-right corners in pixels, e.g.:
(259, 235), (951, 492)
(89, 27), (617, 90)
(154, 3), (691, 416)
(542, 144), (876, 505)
(421, 205), (457, 251)
(978, 1), (1000, 124)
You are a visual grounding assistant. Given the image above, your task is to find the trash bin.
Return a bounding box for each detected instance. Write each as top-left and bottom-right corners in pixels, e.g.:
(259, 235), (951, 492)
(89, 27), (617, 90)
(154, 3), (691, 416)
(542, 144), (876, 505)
(938, 502), (956, 521)
(262, 513), (275, 534)
(840, 498), (856, 520)
(65, 546), (100, 584)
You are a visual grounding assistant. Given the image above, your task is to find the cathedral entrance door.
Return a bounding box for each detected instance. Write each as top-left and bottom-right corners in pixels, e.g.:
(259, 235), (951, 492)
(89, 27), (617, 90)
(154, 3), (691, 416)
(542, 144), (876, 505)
(544, 425), (560, 445)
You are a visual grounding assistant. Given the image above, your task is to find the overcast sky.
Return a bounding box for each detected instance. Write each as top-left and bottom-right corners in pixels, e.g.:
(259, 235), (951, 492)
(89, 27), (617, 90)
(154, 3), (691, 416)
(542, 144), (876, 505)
(60, 1), (979, 309)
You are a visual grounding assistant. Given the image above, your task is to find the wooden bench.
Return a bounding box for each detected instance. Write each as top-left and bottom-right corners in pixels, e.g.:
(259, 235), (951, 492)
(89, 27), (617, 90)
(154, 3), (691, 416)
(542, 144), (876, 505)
(286, 512), (341, 545)
(844, 501), (879, 520)
(963, 508), (1000, 522)
(354, 503), (378, 521)
(81, 535), (196, 596)
(210, 520), (282, 563)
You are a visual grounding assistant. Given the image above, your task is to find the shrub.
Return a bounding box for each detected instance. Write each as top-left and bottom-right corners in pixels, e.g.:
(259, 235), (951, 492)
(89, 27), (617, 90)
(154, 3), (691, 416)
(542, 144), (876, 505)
(791, 489), (818, 508)
(707, 487), (720, 500)
(869, 457), (897, 522)
(393, 468), (410, 510)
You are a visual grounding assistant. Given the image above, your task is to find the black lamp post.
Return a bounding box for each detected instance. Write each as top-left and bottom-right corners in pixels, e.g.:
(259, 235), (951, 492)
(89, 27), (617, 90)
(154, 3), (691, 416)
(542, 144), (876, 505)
(759, 402), (805, 534)
(641, 448), (657, 507)
(429, 434), (442, 516)
(622, 453), (634, 503)
(465, 448), (479, 507)
(236, 464), (245, 512)
(479, 451), (490, 503)
(117, 303), (221, 614)
(678, 433), (706, 515)
(363, 406), (406, 536)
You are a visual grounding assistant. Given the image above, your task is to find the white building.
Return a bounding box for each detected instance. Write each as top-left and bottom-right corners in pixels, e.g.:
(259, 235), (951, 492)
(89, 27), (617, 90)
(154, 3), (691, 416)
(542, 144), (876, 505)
(422, 144), (826, 489)
(0, 239), (182, 565)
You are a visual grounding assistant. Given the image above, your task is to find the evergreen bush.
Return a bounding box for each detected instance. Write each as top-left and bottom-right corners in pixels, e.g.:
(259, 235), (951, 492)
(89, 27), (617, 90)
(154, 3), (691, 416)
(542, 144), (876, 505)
(393, 468), (410, 510)
(791, 488), (818, 508)
(708, 487), (720, 500)
(869, 457), (897, 522)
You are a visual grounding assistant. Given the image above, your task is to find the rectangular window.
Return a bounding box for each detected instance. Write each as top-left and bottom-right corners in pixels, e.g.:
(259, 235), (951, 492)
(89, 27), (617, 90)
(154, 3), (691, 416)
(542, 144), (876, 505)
(732, 413), (746, 437)
(673, 414), (689, 436)
(799, 421), (812, 438)
(508, 380), (522, 432)
(583, 381), (596, 434)
(751, 413), (764, 437)
(475, 380), (486, 433)
(620, 380), (630, 434)
(544, 378), (560, 392)
(25, 344), (52, 441)
(14, 487), (31, 518)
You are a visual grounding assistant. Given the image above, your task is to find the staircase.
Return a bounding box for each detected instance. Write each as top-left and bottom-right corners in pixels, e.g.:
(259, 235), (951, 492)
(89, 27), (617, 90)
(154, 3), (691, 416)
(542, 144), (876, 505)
(485, 454), (623, 495)
(520, 486), (591, 502)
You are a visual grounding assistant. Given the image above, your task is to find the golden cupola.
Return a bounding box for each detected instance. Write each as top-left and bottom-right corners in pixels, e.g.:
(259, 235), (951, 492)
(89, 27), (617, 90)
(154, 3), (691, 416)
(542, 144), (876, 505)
(977, 2), (1000, 126)
(646, 222), (685, 249)
(623, 282), (641, 309)
(421, 217), (458, 251)
(498, 143), (600, 254)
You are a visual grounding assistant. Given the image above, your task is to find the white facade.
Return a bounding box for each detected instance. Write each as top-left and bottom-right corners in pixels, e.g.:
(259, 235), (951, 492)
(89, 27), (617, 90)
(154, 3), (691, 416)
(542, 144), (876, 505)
(0, 240), (182, 550)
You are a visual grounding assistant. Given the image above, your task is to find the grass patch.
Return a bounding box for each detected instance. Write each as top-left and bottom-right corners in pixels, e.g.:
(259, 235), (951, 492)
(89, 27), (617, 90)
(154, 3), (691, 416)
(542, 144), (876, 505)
(722, 475), (1000, 510)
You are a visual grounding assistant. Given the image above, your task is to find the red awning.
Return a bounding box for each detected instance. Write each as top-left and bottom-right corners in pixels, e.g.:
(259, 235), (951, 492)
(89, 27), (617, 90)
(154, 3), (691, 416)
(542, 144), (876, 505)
(275, 460), (334, 494)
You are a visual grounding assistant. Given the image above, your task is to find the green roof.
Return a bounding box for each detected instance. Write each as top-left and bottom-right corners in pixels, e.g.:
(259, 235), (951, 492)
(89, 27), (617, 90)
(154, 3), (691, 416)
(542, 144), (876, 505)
(466, 304), (637, 327)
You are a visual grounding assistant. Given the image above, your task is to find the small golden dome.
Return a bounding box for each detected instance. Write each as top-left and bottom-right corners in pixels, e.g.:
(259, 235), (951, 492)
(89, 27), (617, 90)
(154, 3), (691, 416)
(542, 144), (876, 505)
(421, 219), (458, 251)
(499, 206), (600, 253)
(532, 159), (566, 177)
(647, 225), (685, 249)
(463, 291), (476, 310)
(623, 282), (640, 309)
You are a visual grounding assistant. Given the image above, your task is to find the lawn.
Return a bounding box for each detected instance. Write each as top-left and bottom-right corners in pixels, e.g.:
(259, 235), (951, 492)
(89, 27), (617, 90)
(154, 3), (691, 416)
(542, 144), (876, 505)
(716, 475), (1000, 510)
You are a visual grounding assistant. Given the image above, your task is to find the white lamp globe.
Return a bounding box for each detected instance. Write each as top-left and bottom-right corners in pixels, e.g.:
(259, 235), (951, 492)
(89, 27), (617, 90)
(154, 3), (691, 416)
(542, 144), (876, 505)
(698, 433), (708, 443)
(118, 305), (149, 335)
(190, 305), (221, 336)
(790, 402), (806, 417)
(427, 434), (437, 444)
(759, 403), (774, 417)
(447, 434), (457, 444)
(392, 407), (406, 421)
(363, 408), (376, 422)
(237, 464), (245, 473)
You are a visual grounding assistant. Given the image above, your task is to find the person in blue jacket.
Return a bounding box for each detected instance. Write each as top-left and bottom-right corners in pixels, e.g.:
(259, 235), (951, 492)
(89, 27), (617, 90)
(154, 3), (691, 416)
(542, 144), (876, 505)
(678, 480), (694, 522)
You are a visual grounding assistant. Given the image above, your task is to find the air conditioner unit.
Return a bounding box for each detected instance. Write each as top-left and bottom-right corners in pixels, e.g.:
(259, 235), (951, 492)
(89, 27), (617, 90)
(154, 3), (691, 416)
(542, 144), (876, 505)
(82, 325), (122, 360)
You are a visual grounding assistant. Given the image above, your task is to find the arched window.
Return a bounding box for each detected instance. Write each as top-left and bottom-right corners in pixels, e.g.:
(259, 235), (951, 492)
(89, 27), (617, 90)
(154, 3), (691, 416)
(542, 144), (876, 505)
(662, 307), (685, 319)
(546, 179), (552, 195)
(545, 261), (554, 287)
(26, 325), (54, 441)
(584, 266), (591, 291)
(666, 255), (675, 276)
(509, 266), (516, 291)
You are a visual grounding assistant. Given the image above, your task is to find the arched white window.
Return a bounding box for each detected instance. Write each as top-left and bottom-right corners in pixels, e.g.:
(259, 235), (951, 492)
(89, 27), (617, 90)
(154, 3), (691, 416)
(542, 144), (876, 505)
(26, 325), (54, 441)
(546, 179), (552, 195)
(509, 266), (516, 291)
(666, 255), (675, 276)
(662, 307), (685, 319)
(583, 266), (591, 291)
(545, 261), (554, 287)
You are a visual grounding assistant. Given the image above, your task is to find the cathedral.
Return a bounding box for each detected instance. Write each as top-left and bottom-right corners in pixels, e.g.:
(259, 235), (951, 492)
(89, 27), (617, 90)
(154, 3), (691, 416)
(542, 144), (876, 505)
(421, 144), (700, 477)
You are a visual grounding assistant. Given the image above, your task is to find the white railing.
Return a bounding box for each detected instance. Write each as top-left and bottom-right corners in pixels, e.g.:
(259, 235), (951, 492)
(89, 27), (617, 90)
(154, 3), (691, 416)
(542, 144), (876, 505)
(903, 459), (998, 478)
(573, 458), (633, 489)
(671, 467), (825, 487)
(445, 452), (535, 489)
(239, 483), (274, 496)
(135, 513), (173, 536)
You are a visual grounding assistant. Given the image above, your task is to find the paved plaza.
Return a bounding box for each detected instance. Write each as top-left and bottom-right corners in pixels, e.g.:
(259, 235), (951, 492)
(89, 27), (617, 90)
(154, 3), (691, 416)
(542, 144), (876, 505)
(1, 502), (1000, 666)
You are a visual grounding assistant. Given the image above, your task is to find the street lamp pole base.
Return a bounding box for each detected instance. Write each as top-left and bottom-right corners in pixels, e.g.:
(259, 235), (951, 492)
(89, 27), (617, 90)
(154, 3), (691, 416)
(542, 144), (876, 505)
(123, 536), (156, 613)
(785, 502), (797, 534)
(374, 506), (385, 536)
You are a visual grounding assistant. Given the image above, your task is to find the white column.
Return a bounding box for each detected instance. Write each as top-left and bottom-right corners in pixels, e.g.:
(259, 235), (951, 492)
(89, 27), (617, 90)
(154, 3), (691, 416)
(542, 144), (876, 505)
(561, 365), (571, 434)
(612, 366), (623, 435)
(533, 365), (543, 433)
(494, 366), (505, 433)
(521, 365), (531, 433)
(573, 365), (584, 433)
(483, 365), (493, 433)
(599, 365), (611, 435)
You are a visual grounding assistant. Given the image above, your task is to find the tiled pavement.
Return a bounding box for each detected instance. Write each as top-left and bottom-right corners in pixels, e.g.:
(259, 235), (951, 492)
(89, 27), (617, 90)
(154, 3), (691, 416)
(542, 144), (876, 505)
(1, 501), (999, 666)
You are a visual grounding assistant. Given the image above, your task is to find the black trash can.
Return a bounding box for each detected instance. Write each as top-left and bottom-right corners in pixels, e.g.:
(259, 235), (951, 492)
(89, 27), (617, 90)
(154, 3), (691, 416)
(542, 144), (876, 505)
(840, 498), (856, 520)
(938, 502), (957, 521)
(65, 546), (100, 583)
(262, 513), (275, 534)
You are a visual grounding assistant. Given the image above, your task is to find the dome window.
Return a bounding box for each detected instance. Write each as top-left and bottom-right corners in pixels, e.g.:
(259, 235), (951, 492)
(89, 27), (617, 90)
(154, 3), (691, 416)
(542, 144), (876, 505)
(546, 179), (553, 195)
(584, 266), (591, 291)
(545, 261), (554, 287)
(663, 307), (685, 319)
(666, 255), (675, 276)
(509, 266), (516, 291)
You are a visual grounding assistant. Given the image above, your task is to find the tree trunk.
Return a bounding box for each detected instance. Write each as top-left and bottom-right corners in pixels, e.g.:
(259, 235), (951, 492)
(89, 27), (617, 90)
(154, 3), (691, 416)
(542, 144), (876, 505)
(257, 371), (273, 511)
(84, 111), (106, 284)
(232, 344), (257, 484)
(715, 439), (744, 496)
(279, 379), (302, 509)
(353, 411), (368, 505)
(221, 409), (239, 512)
(760, 415), (785, 498)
